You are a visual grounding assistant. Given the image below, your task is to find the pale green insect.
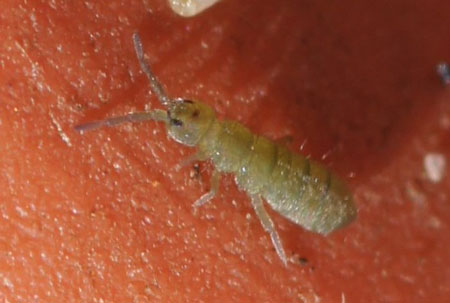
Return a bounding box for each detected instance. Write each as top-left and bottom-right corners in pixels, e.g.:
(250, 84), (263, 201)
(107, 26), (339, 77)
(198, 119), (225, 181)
(76, 33), (357, 266)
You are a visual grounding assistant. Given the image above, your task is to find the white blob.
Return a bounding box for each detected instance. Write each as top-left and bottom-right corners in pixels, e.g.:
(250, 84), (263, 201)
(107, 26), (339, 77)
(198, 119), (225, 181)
(424, 153), (446, 183)
(168, 0), (220, 17)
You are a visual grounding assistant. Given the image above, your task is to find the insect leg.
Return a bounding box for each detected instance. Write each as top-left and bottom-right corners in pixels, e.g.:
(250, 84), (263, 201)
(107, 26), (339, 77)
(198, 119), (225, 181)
(193, 169), (220, 207)
(74, 110), (168, 132)
(250, 195), (288, 266)
(175, 151), (208, 172)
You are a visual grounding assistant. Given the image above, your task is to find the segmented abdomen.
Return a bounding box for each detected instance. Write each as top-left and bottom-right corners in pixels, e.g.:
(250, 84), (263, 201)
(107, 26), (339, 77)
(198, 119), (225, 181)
(198, 119), (356, 234)
(260, 147), (356, 234)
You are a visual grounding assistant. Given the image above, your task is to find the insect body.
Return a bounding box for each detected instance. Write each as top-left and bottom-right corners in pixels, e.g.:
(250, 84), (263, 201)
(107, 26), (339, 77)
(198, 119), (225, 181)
(76, 33), (357, 266)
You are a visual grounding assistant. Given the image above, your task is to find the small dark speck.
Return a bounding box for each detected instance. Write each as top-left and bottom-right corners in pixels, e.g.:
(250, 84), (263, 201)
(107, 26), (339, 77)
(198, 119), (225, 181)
(171, 119), (183, 126)
(298, 257), (308, 265)
(436, 62), (450, 85)
(190, 163), (201, 179)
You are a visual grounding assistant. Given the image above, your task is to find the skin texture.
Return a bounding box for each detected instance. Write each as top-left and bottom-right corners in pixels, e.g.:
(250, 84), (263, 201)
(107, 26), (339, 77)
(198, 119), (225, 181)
(77, 35), (356, 265)
(1, 0), (450, 302)
(111, 93), (356, 265)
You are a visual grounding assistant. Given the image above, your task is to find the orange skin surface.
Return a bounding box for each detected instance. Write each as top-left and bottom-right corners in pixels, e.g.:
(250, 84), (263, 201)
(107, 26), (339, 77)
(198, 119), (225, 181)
(1, 0), (450, 302)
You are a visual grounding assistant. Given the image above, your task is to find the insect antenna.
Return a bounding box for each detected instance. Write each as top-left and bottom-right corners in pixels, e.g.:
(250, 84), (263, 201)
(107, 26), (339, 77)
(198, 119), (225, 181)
(74, 111), (168, 132)
(74, 34), (173, 133)
(132, 33), (172, 107)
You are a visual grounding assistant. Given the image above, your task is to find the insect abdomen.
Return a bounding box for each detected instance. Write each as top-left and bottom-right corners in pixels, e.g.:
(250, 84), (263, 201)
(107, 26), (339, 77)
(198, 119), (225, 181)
(262, 148), (356, 234)
(198, 119), (356, 234)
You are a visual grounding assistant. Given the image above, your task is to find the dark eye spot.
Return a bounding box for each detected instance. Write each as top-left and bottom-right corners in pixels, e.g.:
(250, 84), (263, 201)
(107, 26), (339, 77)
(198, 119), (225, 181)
(171, 119), (183, 126)
(192, 110), (200, 118)
(183, 99), (194, 104)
